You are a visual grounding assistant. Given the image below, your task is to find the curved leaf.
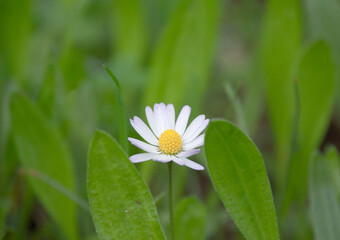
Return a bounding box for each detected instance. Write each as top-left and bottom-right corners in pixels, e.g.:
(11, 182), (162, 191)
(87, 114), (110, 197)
(10, 94), (77, 240)
(87, 131), (165, 240)
(284, 41), (337, 205)
(205, 119), (279, 240)
(261, 0), (301, 184)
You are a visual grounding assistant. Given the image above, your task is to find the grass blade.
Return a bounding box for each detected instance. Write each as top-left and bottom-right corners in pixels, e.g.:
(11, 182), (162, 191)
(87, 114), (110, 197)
(104, 66), (128, 152)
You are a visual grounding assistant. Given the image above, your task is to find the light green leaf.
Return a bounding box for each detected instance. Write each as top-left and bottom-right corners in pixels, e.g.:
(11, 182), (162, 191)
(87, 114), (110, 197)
(309, 146), (340, 240)
(298, 41), (336, 158)
(174, 197), (206, 240)
(10, 94), (77, 240)
(110, 0), (147, 64)
(205, 119), (279, 240)
(144, 0), (218, 109)
(261, 0), (301, 184)
(285, 41), (337, 204)
(87, 131), (166, 240)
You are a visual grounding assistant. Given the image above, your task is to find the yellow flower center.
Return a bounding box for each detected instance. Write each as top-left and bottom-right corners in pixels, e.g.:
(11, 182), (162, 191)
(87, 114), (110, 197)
(158, 129), (182, 155)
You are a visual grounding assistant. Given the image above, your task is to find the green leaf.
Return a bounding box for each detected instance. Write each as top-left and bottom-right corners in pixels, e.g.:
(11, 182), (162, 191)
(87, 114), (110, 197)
(38, 65), (55, 118)
(285, 41), (337, 204)
(261, 0), (301, 184)
(110, 0), (147, 63)
(0, 0), (32, 80)
(144, 0), (218, 109)
(174, 197), (206, 240)
(104, 66), (128, 152)
(305, 0), (340, 67)
(205, 119), (279, 240)
(298, 41), (336, 158)
(87, 131), (166, 240)
(309, 147), (340, 240)
(10, 94), (77, 240)
(0, 197), (10, 238)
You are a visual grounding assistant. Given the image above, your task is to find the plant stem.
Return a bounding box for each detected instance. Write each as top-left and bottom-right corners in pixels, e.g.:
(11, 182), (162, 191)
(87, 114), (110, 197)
(168, 162), (174, 240)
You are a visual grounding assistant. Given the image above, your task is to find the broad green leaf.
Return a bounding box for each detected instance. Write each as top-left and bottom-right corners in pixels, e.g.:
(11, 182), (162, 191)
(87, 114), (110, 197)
(10, 94), (77, 240)
(205, 119), (279, 240)
(87, 131), (166, 240)
(144, 0), (218, 109)
(305, 0), (340, 124)
(174, 197), (206, 240)
(261, 0), (301, 184)
(284, 41), (337, 204)
(309, 147), (340, 240)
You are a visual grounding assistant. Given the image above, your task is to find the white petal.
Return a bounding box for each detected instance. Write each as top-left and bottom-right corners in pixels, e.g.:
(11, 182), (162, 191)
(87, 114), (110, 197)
(130, 153), (156, 163)
(183, 134), (205, 150)
(183, 119), (209, 144)
(154, 103), (166, 134)
(177, 149), (200, 158)
(175, 105), (191, 136)
(160, 103), (169, 130)
(128, 137), (159, 153)
(171, 156), (185, 165)
(180, 158), (204, 170)
(166, 104), (175, 130)
(151, 154), (171, 163)
(130, 117), (158, 145)
(145, 106), (161, 137)
(182, 115), (205, 141)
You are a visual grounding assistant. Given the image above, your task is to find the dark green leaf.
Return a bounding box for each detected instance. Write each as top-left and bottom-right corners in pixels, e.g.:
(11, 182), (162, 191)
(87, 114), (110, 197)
(205, 119), (279, 240)
(87, 131), (165, 240)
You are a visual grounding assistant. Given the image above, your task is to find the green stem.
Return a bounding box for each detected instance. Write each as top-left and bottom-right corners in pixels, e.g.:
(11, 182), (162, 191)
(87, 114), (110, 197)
(168, 162), (174, 240)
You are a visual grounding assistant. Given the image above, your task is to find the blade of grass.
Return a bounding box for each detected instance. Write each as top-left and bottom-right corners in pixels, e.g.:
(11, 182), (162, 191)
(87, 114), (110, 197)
(104, 65), (128, 152)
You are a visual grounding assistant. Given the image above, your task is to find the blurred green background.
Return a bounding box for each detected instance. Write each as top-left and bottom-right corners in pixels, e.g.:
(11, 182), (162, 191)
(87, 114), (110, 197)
(1, 0), (340, 239)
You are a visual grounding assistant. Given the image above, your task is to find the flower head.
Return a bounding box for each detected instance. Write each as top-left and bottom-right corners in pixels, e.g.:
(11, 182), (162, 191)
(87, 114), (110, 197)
(128, 103), (209, 170)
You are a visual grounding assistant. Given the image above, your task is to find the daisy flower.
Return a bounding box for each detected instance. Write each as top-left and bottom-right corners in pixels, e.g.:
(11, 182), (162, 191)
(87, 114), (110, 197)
(128, 103), (209, 170)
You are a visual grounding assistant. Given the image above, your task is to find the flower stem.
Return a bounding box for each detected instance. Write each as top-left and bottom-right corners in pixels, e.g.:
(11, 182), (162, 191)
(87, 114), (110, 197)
(168, 161), (174, 240)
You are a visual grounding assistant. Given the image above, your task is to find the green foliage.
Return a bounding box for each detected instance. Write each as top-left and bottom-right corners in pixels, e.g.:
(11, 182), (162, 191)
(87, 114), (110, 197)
(110, 0), (147, 63)
(261, 0), (301, 184)
(38, 65), (55, 118)
(144, 0), (218, 109)
(104, 66), (128, 152)
(285, 41), (337, 204)
(87, 131), (165, 240)
(309, 146), (340, 240)
(10, 94), (77, 240)
(305, 0), (340, 66)
(174, 197), (206, 240)
(0, 0), (32, 79)
(205, 119), (279, 240)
